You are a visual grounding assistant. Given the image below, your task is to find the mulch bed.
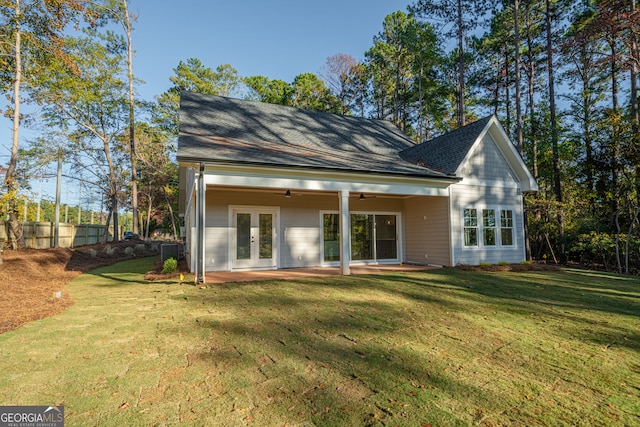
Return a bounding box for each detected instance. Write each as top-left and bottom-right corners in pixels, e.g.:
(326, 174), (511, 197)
(0, 240), (184, 334)
(456, 262), (561, 272)
(144, 257), (190, 281)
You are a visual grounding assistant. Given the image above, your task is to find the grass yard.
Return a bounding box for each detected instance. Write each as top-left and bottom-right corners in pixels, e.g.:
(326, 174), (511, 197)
(0, 258), (638, 426)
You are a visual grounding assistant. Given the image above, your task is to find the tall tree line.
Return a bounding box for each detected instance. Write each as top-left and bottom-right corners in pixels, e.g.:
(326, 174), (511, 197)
(2, 1), (640, 273)
(316, 0), (640, 271)
(0, 0), (179, 254)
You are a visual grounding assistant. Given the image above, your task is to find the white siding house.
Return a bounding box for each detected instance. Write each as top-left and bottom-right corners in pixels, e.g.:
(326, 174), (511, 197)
(450, 133), (527, 265)
(177, 92), (537, 282)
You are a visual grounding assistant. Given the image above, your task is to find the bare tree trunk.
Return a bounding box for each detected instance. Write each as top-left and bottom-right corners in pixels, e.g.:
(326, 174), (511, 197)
(631, 0), (639, 135)
(418, 62), (424, 142)
(493, 54), (501, 116)
(112, 195), (119, 241)
(625, 207), (640, 274)
(614, 210), (622, 273)
(526, 11), (538, 183)
(577, 45), (596, 207)
(610, 38), (620, 218)
(4, 0), (25, 251)
(514, 0), (523, 155)
(513, 0), (533, 261)
(629, 0), (640, 212)
(145, 194), (153, 240)
(102, 210), (112, 243)
(163, 187), (178, 240)
(546, 0), (565, 262)
(525, 8), (542, 262)
(123, 0), (138, 237)
(505, 52), (511, 136)
(456, 0), (465, 127)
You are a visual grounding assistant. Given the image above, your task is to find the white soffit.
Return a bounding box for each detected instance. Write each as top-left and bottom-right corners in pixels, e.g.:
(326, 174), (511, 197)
(199, 164), (455, 197)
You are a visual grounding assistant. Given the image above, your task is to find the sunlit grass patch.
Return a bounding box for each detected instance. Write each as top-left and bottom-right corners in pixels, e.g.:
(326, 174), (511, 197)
(0, 261), (638, 426)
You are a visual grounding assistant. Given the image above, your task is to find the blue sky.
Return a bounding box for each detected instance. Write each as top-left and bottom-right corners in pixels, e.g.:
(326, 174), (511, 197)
(2, 0), (409, 207)
(133, 0), (406, 100)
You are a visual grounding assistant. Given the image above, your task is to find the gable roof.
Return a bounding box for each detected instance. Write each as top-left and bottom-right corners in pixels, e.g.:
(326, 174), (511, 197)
(177, 92), (538, 192)
(177, 91), (454, 179)
(400, 115), (538, 192)
(399, 116), (492, 175)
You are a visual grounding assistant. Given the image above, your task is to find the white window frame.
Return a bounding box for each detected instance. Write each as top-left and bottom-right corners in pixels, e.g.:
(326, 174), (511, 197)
(482, 209), (497, 247)
(320, 210), (403, 266)
(500, 209), (514, 247)
(463, 208), (478, 247)
(461, 206), (516, 249)
(320, 210), (341, 266)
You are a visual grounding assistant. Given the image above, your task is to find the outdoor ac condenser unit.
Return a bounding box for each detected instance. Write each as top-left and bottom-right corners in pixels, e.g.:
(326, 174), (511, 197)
(160, 243), (179, 262)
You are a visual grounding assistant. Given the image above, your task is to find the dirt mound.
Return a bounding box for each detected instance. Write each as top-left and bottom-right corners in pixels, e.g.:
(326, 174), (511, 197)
(0, 240), (177, 334)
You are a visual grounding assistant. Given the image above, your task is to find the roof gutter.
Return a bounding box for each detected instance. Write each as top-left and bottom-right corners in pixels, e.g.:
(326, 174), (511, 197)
(176, 157), (463, 184)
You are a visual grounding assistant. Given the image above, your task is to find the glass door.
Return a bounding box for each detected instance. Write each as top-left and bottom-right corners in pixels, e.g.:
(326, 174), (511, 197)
(233, 209), (276, 269)
(323, 213), (340, 262)
(351, 214), (374, 260)
(350, 213), (398, 262)
(375, 215), (397, 260)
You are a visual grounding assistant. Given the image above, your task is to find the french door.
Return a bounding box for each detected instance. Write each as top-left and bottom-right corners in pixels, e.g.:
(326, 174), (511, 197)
(232, 208), (277, 269)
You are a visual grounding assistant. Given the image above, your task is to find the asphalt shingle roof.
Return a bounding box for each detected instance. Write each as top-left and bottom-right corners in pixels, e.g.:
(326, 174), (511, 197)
(177, 92), (489, 180)
(399, 116), (492, 175)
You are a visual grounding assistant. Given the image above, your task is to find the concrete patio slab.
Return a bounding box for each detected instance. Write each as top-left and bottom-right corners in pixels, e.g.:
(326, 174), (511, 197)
(204, 264), (438, 284)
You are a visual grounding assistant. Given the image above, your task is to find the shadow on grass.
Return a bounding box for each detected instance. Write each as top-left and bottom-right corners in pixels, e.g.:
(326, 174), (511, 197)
(159, 277), (513, 425)
(397, 268), (640, 352)
(131, 267), (640, 424)
(394, 268), (640, 317)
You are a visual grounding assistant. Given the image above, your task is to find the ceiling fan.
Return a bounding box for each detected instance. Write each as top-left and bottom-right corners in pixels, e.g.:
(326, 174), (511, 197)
(356, 193), (377, 200)
(274, 189), (302, 198)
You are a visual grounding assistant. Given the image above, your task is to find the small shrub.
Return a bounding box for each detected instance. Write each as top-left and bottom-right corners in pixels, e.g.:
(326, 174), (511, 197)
(519, 260), (532, 265)
(497, 261), (510, 266)
(479, 263), (492, 268)
(135, 244), (146, 254)
(124, 247), (135, 257)
(162, 257), (178, 274)
(88, 248), (97, 258)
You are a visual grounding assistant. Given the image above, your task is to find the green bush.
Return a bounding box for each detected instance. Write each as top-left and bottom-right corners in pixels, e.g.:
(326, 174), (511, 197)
(162, 257), (178, 274)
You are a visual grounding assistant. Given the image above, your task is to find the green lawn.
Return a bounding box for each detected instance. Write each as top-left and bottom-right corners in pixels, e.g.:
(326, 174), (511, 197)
(1, 259), (638, 426)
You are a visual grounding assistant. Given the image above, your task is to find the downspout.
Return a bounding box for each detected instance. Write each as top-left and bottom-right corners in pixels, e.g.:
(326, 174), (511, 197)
(196, 162), (205, 284)
(519, 188), (528, 262)
(448, 185), (456, 267)
(338, 190), (351, 275)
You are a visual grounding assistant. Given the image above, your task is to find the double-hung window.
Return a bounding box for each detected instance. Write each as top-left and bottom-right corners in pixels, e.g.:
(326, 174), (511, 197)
(463, 207), (514, 248)
(500, 210), (514, 246)
(463, 208), (478, 246)
(482, 209), (496, 246)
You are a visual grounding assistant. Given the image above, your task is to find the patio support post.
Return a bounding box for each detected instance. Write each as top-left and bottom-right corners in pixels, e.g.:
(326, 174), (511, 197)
(196, 162), (206, 284)
(338, 190), (351, 275)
